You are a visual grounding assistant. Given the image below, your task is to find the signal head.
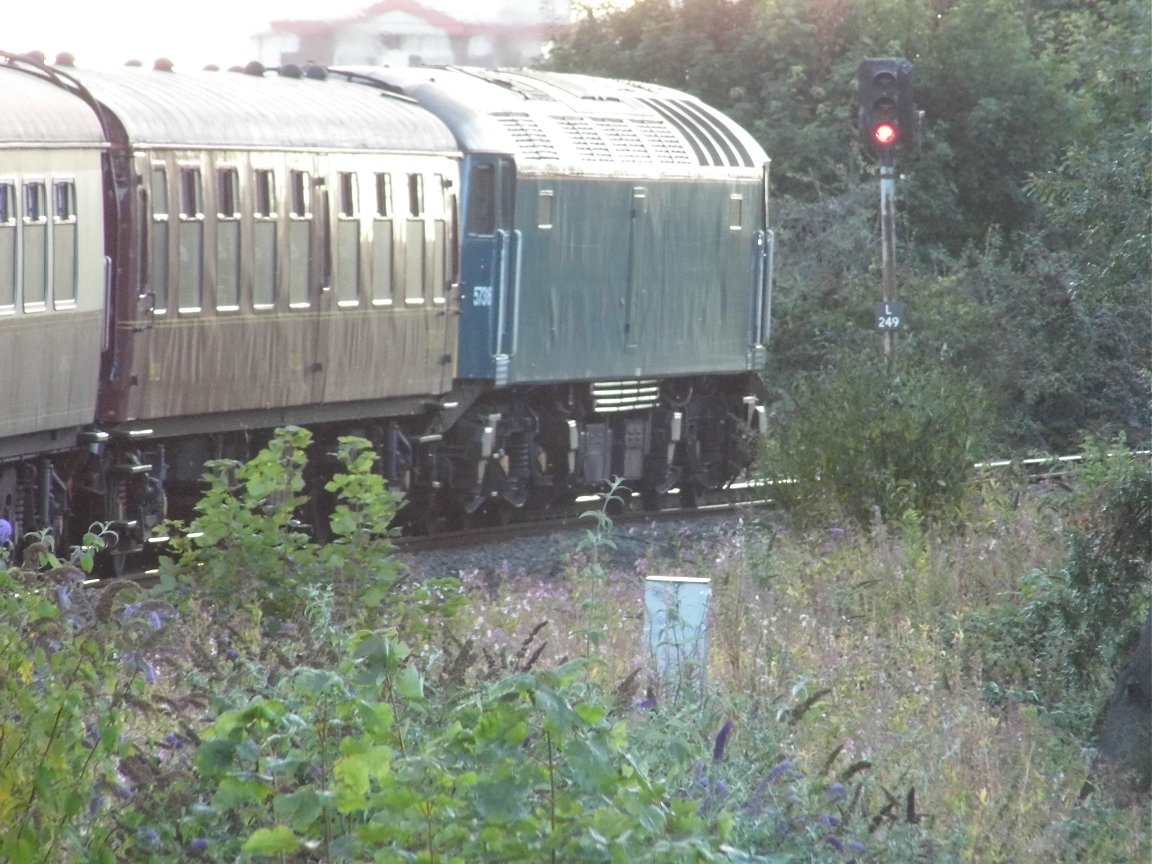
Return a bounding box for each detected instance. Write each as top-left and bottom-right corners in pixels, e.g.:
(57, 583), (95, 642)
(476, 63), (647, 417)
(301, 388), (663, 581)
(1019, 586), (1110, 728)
(857, 58), (916, 157)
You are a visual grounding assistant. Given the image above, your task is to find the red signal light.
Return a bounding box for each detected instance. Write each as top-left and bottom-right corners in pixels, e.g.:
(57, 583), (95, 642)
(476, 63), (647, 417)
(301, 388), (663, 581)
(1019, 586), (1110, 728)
(872, 122), (898, 147)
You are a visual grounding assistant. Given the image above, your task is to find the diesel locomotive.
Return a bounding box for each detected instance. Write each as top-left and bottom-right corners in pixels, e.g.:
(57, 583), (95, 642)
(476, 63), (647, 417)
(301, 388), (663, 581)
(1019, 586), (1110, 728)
(0, 52), (773, 567)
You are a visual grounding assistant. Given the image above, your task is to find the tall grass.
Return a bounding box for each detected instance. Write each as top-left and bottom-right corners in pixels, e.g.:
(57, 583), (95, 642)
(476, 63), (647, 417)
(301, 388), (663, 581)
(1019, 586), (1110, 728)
(455, 473), (1149, 861)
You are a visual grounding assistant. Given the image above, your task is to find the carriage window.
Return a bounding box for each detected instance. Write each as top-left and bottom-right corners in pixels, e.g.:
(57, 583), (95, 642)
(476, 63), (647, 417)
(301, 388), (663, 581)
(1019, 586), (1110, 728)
(0, 182), (14, 224)
(53, 180), (78, 307)
(253, 170), (277, 309)
(218, 167), (240, 218)
(151, 167), (169, 215)
(289, 170), (310, 218)
(466, 163), (494, 235)
(537, 189), (554, 229)
(335, 172), (361, 307)
(0, 182), (15, 311)
(217, 168), (241, 310)
(150, 167), (169, 312)
(178, 168), (204, 312)
(728, 194), (743, 230)
(372, 173), (394, 306)
(24, 182), (46, 223)
(338, 172), (358, 218)
(407, 174), (423, 218)
(54, 181), (76, 221)
(180, 168), (203, 218)
(22, 181), (48, 309)
(375, 173), (392, 217)
(254, 169), (276, 218)
(287, 170), (311, 309)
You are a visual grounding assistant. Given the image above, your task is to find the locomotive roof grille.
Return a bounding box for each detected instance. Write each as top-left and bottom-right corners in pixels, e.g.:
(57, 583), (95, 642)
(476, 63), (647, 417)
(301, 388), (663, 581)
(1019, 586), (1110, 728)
(500, 112), (697, 165)
(494, 114), (559, 161)
(552, 116), (612, 161)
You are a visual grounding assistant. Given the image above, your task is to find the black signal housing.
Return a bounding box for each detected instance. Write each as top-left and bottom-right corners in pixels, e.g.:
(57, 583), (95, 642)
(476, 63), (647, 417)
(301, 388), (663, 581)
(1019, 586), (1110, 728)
(858, 58), (916, 156)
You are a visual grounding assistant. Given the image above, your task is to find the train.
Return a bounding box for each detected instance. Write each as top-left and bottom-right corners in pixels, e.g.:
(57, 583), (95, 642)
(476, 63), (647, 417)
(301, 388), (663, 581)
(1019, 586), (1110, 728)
(0, 51), (774, 569)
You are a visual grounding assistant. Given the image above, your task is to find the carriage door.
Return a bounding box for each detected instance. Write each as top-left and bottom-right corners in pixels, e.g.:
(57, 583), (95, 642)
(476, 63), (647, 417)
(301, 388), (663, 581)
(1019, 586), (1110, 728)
(459, 155), (516, 382)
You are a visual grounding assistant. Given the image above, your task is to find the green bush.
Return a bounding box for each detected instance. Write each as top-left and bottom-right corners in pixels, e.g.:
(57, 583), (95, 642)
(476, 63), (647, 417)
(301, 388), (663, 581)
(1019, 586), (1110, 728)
(761, 357), (989, 528)
(954, 446), (1152, 730)
(0, 565), (163, 863)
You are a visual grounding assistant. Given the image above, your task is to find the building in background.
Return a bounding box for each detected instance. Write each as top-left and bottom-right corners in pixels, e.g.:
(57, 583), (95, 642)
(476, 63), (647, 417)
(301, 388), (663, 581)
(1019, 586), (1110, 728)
(257, 0), (572, 68)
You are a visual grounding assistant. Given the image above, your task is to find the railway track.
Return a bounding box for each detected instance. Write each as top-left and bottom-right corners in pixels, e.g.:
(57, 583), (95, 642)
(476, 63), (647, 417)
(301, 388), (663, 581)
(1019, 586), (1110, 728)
(68, 449), (1150, 585)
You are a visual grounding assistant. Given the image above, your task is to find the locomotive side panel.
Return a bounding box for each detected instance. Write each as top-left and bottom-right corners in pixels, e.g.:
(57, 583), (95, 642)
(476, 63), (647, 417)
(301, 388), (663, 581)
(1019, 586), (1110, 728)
(508, 172), (764, 382)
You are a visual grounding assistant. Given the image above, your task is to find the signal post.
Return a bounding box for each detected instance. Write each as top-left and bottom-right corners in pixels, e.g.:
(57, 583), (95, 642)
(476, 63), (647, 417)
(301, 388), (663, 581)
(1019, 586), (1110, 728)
(858, 58), (915, 365)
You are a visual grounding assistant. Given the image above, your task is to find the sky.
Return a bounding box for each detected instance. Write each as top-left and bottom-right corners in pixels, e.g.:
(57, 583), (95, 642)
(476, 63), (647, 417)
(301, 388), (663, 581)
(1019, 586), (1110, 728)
(5, 1), (553, 71)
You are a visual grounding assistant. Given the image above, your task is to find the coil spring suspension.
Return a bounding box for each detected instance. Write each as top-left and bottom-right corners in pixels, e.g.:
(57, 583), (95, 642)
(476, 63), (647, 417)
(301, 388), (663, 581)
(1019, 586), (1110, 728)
(509, 434), (532, 481)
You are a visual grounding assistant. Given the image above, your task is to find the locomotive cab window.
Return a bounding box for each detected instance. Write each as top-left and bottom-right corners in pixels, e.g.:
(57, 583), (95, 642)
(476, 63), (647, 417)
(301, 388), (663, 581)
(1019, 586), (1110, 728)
(216, 167), (241, 311)
(0, 181), (15, 312)
(22, 181), (48, 311)
(466, 163), (495, 235)
(178, 167), (204, 313)
(728, 194), (743, 230)
(52, 180), (78, 308)
(253, 169), (277, 310)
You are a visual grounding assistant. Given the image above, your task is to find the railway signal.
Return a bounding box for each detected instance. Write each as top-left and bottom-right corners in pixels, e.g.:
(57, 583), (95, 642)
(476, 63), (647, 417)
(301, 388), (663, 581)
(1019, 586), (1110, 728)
(858, 58), (915, 157)
(857, 58), (915, 365)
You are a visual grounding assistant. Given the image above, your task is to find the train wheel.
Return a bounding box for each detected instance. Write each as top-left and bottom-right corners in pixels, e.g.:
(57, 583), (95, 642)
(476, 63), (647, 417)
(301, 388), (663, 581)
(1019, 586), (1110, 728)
(679, 482), (700, 510)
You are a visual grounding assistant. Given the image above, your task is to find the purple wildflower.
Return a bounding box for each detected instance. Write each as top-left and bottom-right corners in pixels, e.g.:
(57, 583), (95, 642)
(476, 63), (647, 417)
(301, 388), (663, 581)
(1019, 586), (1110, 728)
(186, 837), (209, 857)
(818, 813), (841, 827)
(713, 719), (734, 762)
(147, 610), (164, 630)
(825, 835), (845, 853)
(692, 760), (708, 788)
(826, 782), (847, 800)
(766, 760), (794, 784)
(848, 840), (867, 854)
(163, 732), (187, 750)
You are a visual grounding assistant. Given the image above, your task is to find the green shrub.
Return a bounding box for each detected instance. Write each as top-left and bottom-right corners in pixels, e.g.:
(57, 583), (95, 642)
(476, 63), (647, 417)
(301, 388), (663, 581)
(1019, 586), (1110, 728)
(761, 357), (989, 528)
(0, 563), (167, 863)
(176, 638), (730, 863)
(954, 447), (1152, 731)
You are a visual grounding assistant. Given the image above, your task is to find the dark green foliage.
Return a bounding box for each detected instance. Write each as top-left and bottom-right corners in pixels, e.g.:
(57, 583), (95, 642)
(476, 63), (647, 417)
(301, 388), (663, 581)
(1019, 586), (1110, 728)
(955, 450), (1152, 731)
(910, 0), (1077, 249)
(761, 357), (988, 527)
(177, 651), (729, 862)
(0, 567), (168, 863)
